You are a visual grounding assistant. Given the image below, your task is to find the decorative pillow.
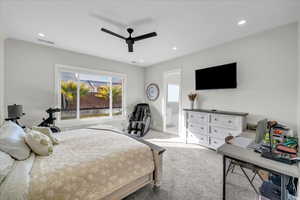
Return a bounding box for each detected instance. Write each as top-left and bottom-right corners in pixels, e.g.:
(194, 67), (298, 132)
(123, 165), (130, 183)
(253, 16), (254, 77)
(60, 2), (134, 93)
(31, 126), (59, 145)
(25, 130), (53, 156)
(0, 121), (31, 160)
(0, 151), (15, 184)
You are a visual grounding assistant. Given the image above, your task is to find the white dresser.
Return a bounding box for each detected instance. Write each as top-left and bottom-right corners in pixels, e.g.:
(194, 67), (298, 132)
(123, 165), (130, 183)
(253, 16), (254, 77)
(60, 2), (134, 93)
(184, 109), (248, 150)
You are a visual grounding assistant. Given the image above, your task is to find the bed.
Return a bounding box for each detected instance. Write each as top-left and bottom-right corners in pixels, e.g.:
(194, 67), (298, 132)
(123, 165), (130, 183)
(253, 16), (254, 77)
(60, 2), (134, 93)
(0, 128), (165, 200)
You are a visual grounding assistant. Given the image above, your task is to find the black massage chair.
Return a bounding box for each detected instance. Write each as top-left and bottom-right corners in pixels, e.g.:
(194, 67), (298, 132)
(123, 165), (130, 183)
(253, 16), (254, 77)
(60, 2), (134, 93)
(127, 103), (151, 137)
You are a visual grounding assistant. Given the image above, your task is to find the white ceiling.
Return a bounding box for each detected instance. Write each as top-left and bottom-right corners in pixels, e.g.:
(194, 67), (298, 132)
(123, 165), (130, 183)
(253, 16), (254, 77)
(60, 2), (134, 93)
(1, 0), (300, 67)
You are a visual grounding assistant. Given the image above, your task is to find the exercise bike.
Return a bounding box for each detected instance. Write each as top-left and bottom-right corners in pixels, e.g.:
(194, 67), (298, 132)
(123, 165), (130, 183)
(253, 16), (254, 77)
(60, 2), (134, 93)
(38, 108), (61, 133)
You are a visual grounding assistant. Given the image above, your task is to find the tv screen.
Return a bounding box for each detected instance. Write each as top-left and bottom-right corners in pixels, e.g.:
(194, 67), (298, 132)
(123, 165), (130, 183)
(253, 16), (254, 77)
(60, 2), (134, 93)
(195, 63), (237, 90)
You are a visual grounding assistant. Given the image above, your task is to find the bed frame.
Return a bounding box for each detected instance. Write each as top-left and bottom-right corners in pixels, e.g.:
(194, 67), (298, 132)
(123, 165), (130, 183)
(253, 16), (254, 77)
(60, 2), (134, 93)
(87, 128), (166, 200)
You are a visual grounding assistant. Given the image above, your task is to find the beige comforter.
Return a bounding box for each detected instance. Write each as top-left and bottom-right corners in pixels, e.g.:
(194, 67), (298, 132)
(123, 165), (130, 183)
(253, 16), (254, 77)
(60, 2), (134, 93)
(28, 129), (155, 200)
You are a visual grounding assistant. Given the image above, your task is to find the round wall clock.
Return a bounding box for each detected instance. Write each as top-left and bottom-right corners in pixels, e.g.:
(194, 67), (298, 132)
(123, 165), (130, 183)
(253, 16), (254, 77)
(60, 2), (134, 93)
(146, 83), (160, 101)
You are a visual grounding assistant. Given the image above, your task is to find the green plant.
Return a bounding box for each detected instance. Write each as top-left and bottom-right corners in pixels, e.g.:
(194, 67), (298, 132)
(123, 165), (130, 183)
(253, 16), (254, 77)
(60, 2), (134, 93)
(95, 85), (122, 102)
(61, 81), (90, 107)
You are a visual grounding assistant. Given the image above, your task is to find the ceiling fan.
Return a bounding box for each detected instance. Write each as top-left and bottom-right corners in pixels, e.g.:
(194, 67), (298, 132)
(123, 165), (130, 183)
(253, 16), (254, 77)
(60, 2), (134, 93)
(101, 27), (157, 52)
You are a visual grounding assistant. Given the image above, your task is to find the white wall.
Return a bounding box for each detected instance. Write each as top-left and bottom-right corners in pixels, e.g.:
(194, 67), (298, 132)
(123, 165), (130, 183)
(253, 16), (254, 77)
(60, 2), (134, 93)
(298, 22), (300, 137)
(0, 34), (5, 123)
(5, 39), (145, 126)
(297, 22), (300, 197)
(145, 23), (298, 134)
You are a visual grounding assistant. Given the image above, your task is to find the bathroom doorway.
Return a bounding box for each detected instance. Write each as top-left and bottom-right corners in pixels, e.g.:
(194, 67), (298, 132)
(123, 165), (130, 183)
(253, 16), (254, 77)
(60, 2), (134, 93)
(163, 69), (181, 135)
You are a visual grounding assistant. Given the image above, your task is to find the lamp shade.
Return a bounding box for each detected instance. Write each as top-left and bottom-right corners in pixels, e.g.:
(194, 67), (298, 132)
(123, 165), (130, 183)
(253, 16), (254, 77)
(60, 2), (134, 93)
(8, 104), (24, 118)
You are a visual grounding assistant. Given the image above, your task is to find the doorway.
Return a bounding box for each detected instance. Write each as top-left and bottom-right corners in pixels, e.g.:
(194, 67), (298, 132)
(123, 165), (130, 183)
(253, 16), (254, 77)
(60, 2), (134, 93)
(163, 70), (181, 135)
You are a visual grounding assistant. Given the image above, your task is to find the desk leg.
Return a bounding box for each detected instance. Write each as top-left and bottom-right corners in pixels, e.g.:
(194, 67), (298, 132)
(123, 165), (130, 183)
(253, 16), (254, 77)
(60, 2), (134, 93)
(281, 175), (288, 200)
(223, 155), (226, 200)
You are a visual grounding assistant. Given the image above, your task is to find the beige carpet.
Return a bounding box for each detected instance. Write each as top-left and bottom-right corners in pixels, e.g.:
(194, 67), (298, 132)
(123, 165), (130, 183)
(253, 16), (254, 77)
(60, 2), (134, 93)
(124, 130), (260, 200)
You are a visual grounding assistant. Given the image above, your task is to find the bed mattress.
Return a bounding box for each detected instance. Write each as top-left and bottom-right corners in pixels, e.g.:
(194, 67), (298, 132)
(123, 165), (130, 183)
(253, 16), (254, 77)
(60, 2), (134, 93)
(2, 129), (155, 200)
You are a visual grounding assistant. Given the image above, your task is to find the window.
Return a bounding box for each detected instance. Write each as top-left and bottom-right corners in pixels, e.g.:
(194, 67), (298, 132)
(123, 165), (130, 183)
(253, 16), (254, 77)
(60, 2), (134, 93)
(57, 66), (125, 121)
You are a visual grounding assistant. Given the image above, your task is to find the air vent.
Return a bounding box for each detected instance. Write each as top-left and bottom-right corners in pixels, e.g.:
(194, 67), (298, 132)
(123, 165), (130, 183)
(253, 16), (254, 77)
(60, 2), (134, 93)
(37, 38), (55, 45)
(131, 61), (137, 64)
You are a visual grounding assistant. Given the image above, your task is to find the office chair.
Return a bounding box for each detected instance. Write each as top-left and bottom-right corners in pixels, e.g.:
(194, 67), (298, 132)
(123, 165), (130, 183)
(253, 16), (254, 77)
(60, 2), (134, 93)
(225, 119), (268, 194)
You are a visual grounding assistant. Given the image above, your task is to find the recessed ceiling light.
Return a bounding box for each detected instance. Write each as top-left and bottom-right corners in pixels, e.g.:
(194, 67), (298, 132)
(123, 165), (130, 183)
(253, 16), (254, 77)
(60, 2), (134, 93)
(172, 46), (177, 50)
(140, 59), (145, 63)
(237, 20), (247, 26)
(38, 33), (45, 37)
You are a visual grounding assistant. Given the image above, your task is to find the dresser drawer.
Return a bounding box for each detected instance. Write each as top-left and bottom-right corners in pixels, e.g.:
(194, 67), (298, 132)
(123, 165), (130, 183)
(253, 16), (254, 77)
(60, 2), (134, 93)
(210, 126), (240, 139)
(211, 114), (240, 129)
(188, 123), (208, 135)
(187, 133), (209, 145)
(187, 112), (209, 124)
(210, 137), (224, 150)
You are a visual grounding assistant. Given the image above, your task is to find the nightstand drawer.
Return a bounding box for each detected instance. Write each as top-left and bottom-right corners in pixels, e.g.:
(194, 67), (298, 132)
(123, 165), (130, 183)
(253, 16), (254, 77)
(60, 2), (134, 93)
(210, 126), (240, 139)
(211, 114), (240, 129)
(188, 123), (208, 135)
(188, 112), (209, 124)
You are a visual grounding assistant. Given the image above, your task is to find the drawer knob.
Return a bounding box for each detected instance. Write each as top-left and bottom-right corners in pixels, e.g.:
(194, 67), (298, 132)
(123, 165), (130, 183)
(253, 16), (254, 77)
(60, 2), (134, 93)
(228, 120), (232, 123)
(214, 118), (218, 121)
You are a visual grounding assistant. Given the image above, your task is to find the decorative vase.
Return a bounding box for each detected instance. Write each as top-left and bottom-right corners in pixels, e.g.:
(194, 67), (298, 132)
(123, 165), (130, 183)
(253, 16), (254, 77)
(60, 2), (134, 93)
(190, 100), (194, 110)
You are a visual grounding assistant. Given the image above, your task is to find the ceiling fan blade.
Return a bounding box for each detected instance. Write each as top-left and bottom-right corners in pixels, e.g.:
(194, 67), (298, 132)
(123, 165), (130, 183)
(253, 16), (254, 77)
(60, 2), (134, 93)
(128, 43), (134, 52)
(101, 28), (126, 40)
(90, 12), (127, 29)
(133, 32), (157, 41)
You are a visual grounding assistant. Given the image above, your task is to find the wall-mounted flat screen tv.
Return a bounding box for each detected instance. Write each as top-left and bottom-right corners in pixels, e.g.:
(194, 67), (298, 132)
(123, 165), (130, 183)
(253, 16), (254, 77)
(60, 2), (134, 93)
(195, 63), (237, 90)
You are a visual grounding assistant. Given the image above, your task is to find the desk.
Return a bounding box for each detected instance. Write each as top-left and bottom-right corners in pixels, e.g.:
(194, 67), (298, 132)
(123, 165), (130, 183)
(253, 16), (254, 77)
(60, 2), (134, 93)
(218, 131), (299, 200)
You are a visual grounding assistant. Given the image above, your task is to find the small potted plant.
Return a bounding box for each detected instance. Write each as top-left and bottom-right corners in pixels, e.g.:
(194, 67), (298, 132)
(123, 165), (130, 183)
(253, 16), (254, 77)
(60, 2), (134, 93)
(188, 92), (197, 109)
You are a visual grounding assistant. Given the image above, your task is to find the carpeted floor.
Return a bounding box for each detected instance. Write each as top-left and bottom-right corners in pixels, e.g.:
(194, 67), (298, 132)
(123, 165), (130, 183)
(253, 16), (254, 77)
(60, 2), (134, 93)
(124, 131), (261, 200)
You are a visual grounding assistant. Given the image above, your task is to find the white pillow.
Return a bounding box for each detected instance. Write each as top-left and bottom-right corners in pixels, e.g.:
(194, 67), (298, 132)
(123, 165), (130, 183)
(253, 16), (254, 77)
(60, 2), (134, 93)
(25, 130), (53, 156)
(0, 121), (31, 160)
(0, 151), (15, 184)
(31, 126), (59, 145)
